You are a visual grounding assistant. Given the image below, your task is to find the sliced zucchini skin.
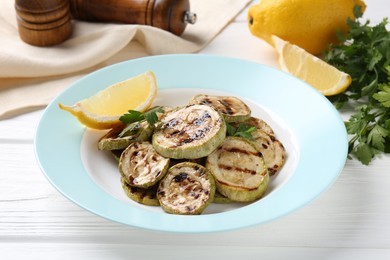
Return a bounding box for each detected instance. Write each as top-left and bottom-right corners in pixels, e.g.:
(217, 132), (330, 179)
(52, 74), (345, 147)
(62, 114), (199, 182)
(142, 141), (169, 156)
(206, 136), (269, 202)
(213, 190), (233, 204)
(98, 121), (153, 151)
(119, 141), (170, 188)
(157, 162), (215, 215)
(120, 177), (160, 206)
(152, 104), (226, 159)
(249, 129), (286, 176)
(189, 94), (251, 123)
(215, 174), (269, 202)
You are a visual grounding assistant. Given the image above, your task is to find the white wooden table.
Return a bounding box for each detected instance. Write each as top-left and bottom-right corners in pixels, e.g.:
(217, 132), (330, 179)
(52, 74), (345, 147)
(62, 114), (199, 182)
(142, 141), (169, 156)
(1, 1), (389, 259)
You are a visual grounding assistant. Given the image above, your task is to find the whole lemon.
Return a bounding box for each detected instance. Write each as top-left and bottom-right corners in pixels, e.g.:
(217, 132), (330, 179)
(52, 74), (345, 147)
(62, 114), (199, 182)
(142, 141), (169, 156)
(248, 0), (366, 55)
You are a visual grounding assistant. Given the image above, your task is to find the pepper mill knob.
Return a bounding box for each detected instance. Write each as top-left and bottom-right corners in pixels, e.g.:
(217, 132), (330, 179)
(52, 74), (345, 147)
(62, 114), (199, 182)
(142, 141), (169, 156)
(184, 11), (197, 25)
(15, 0), (72, 46)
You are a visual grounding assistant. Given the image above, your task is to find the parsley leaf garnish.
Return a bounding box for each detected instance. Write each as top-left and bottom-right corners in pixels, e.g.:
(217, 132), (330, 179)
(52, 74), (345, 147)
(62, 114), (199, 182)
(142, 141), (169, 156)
(120, 106), (164, 126)
(226, 122), (256, 140)
(324, 7), (390, 165)
(119, 110), (144, 124)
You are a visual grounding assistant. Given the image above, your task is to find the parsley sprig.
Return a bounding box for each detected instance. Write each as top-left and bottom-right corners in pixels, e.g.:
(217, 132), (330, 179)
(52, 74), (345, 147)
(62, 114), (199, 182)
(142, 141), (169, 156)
(226, 122), (256, 140)
(119, 106), (164, 126)
(324, 6), (390, 165)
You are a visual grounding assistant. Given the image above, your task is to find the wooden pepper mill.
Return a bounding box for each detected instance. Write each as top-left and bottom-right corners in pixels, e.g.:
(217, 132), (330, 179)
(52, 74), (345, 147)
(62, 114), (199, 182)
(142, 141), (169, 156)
(69, 0), (197, 36)
(15, 0), (73, 46)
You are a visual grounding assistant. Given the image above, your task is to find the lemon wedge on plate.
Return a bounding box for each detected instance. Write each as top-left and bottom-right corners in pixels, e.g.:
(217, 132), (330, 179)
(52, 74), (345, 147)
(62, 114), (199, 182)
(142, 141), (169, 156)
(271, 35), (352, 96)
(59, 70), (157, 129)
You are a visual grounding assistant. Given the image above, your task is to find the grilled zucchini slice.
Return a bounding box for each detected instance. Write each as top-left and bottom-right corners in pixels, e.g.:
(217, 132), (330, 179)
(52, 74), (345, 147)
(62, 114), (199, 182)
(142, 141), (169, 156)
(189, 94), (251, 123)
(98, 120), (153, 151)
(206, 136), (269, 202)
(121, 177), (160, 206)
(119, 141), (170, 188)
(249, 129), (286, 176)
(157, 162), (215, 215)
(152, 104), (226, 159)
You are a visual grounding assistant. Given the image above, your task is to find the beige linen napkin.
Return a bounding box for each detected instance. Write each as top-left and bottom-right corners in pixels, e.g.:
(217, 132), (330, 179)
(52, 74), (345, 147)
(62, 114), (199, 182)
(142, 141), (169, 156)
(0, 0), (252, 119)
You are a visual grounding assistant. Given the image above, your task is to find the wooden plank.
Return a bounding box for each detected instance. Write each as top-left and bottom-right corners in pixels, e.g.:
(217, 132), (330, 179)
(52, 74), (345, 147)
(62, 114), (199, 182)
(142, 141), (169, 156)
(0, 244), (390, 260)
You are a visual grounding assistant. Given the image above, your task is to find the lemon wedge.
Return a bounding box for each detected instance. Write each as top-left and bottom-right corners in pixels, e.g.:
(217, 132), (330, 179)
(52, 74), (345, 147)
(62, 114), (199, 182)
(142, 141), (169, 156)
(271, 35), (352, 96)
(59, 70), (157, 129)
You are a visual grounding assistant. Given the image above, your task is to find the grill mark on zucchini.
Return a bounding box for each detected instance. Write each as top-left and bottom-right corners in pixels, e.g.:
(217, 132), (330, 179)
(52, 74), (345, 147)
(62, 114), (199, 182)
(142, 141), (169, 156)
(269, 165), (279, 176)
(173, 172), (188, 182)
(164, 118), (179, 128)
(177, 126), (211, 146)
(216, 99), (235, 115)
(221, 147), (261, 157)
(217, 164), (258, 175)
(194, 111), (212, 124)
